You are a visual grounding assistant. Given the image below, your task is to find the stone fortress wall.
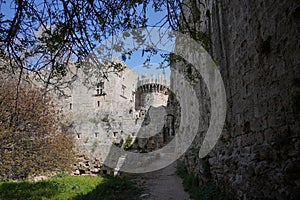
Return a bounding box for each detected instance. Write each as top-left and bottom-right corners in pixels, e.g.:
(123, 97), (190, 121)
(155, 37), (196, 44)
(177, 0), (300, 199)
(61, 58), (171, 175)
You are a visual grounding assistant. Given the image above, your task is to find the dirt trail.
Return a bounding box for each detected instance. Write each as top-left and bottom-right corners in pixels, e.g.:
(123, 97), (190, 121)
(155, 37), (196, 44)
(132, 162), (190, 200)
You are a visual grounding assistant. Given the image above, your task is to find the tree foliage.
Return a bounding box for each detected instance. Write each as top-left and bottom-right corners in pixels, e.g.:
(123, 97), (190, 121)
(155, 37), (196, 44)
(0, 0), (209, 180)
(0, 0), (150, 87)
(0, 77), (75, 181)
(0, 0), (205, 89)
(0, 0), (207, 73)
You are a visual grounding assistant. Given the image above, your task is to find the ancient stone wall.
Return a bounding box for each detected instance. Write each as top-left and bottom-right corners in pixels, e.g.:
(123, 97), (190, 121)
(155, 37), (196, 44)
(177, 1), (300, 199)
(61, 59), (172, 174)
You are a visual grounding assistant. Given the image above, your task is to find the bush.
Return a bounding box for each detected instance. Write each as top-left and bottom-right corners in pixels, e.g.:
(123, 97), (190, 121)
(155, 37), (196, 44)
(0, 78), (75, 180)
(122, 135), (133, 151)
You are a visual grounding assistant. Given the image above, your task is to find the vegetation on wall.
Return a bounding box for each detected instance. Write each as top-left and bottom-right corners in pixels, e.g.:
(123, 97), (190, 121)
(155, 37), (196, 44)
(169, 52), (202, 84)
(101, 114), (110, 123)
(122, 135), (133, 151)
(91, 141), (99, 153)
(178, 0), (210, 51)
(176, 161), (232, 200)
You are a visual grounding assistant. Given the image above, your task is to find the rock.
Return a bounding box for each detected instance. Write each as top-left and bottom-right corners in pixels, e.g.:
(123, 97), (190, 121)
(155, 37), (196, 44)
(29, 175), (49, 182)
(283, 159), (300, 173)
(73, 170), (80, 175)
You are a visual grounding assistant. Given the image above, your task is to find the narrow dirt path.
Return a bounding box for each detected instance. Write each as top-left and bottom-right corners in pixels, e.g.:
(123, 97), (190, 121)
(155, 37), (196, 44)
(132, 162), (190, 200)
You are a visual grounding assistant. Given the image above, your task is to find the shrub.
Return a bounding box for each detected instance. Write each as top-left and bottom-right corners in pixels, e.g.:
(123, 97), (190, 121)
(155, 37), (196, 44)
(122, 135), (133, 151)
(0, 78), (75, 180)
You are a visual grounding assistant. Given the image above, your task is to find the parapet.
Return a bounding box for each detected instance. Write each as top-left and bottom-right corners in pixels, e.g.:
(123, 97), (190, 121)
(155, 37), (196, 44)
(137, 73), (169, 88)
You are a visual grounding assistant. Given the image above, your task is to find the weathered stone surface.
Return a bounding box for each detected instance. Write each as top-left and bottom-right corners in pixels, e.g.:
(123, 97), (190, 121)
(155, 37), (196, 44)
(59, 58), (175, 174)
(177, 0), (300, 199)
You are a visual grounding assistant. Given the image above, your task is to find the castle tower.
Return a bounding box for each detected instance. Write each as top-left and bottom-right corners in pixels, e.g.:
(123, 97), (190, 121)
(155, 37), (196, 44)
(135, 73), (169, 110)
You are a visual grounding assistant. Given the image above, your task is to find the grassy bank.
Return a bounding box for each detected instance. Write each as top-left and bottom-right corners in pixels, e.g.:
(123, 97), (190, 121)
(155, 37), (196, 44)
(0, 174), (140, 200)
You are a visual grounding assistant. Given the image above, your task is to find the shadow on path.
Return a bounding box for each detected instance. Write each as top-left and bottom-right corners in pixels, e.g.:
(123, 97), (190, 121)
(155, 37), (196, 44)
(132, 162), (190, 200)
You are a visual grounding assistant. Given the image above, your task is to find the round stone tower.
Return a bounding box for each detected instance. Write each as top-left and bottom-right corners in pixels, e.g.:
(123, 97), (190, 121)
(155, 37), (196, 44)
(135, 73), (169, 110)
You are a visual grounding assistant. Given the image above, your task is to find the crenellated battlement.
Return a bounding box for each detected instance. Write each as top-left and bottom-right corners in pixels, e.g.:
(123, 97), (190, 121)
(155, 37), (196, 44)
(136, 82), (169, 94)
(135, 73), (169, 110)
(137, 73), (169, 89)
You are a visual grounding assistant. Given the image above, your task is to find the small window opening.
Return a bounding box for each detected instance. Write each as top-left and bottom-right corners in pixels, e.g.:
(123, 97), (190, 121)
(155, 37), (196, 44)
(77, 133), (81, 139)
(113, 132), (117, 138)
(96, 82), (104, 95)
(69, 103), (72, 110)
(97, 101), (100, 107)
(121, 85), (126, 96)
(95, 132), (99, 137)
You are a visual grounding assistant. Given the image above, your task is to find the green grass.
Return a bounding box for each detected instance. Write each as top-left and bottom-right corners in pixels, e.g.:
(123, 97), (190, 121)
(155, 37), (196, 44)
(0, 175), (140, 200)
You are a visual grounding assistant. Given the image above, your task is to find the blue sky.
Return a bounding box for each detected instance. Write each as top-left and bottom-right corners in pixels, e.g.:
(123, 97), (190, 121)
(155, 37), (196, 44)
(1, 1), (172, 79)
(123, 49), (171, 80)
(121, 4), (171, 79)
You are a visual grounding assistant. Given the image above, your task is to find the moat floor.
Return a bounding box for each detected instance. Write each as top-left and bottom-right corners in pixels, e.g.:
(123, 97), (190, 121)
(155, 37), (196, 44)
(132, 162), (190, 200)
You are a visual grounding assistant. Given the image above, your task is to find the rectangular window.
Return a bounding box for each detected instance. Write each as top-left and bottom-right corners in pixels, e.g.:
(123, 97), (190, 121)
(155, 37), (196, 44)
(121, 85), (126, 98)
(96, 82), (104, 95)
(95, 132), (99, 137)
(97, 101), (100, 107)
(69, 103), (72, 110)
